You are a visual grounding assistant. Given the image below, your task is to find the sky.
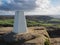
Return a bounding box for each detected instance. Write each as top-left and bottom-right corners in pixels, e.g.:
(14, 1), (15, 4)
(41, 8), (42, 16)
(0, 0), (36, 10)
(0, 0), (60, 15)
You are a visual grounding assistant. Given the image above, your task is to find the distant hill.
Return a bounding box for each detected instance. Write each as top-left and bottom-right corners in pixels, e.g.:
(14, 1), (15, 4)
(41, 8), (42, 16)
(0, 15), (60, 19)
(0, 15), (60, 27)
(0, 15), (60, 21)
(49, 15), (60, 18)
(26, 15), (54, 21)
(0, 15), (14, 19)
(0, 15), (53, 20)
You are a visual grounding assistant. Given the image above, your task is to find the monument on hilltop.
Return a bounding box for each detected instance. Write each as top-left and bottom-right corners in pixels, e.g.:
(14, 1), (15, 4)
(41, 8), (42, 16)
(0, 0), (37, 34)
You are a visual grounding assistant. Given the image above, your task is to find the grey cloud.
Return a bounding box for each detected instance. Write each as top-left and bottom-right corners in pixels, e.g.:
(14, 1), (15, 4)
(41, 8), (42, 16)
(0, 0), (37, 11)
(0, 11), (15, 15)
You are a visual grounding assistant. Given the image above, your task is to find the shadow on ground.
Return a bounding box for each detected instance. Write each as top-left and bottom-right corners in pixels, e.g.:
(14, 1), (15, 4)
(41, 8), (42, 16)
(0, 31), (38, 45)
(47, 27), (60, 38)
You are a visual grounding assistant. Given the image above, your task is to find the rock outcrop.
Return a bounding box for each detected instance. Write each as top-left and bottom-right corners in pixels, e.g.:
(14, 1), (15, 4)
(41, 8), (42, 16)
(0, 27), (49, 45)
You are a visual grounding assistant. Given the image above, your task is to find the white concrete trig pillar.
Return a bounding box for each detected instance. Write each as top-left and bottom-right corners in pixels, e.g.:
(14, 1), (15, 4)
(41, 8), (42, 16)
(13, 11), (27, 34)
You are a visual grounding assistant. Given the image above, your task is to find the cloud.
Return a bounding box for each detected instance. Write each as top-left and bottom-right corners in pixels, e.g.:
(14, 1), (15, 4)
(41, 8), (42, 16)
(25, 0), (60, 15)
(0, 0), (37, 11)
(0, 11), (14, 15)
(0, 0), (60, 15)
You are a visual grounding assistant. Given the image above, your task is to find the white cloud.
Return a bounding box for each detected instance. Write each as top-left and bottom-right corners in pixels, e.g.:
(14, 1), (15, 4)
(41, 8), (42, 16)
(0, 0), (2, 6)
(0, 0), (60, 15)
(25, 0), (60, 15)
(6, 0), (12, 4)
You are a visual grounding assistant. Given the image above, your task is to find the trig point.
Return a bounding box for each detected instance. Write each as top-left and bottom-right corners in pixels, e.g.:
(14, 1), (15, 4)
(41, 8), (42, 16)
(0, 0), (37, 34)
(13, 11), (27, 34)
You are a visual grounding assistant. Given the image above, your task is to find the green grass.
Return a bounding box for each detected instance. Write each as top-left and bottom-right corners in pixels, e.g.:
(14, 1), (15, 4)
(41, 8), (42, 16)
(0, 19), (60, 28)
(0, 19), (14, 26)
(41, 23), (54, 27)
(50, 19), (60, 22)
(44, 39), (50, 45)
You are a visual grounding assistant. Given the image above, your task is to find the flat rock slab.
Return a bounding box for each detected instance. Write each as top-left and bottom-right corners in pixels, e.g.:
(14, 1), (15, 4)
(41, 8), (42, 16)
(0, 32), (38, 45)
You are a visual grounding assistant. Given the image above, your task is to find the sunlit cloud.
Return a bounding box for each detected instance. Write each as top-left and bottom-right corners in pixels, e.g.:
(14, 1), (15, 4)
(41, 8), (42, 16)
(25, 0), (60, 15)
(0, 0), (60, 15)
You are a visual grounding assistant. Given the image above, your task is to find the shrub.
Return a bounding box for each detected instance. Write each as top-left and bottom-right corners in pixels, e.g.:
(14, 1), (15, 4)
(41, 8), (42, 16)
(44, 39), (50, 45)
